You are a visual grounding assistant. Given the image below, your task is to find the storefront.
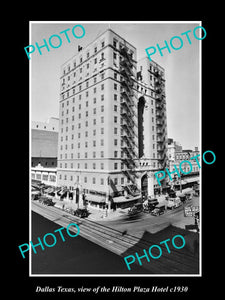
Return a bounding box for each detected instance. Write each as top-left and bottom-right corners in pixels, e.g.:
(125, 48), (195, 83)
(85, 194), (106, 210)
(112, 195), (142, 209)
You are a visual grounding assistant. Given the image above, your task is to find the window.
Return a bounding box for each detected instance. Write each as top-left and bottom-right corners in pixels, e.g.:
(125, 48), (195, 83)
(114, 139), (118, 146)
(101, 116), (104, 123)
(114, 151), (118, 158)
(101, 105), (104, 112)
(101, 84), (104, 90)
(101, 127), (104, 134)
(100, 178), (104, 185)
(101, 94), (104, 101)
(100, 151), (104, 158)
(114, 116), (117, 123)
(114, 127), (118, 134)
(92, 177), (96, 184)
(101, 163), (104, 170)
(93, 163), (96, 169)
(114, 105), (117, 112)
(100, 139), (104, 146)
(114, 83), (117, 90)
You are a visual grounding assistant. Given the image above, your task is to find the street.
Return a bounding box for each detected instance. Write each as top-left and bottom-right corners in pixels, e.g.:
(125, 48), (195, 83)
(31, 211), (149, 274)
(97, 196), (200, 239)
(31, 196), (200, 274)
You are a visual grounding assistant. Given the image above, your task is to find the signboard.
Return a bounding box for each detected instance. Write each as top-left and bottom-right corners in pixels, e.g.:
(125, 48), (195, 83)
(184, 206), (199, 217)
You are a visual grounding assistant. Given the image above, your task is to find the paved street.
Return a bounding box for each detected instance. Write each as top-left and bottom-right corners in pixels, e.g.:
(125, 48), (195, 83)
(31, 211), (149, 274)
(31, 196), (200, 274)
(97, 196), (200, 238)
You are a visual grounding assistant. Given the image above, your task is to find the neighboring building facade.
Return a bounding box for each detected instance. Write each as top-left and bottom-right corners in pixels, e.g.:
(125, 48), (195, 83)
(31, 118), (59, 186)
(167, 139), (200, 184)
(57, 29), (168, 208)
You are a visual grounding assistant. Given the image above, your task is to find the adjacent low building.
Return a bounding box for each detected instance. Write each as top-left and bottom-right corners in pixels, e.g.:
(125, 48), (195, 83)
(31, 117), (59, 186)
(167, 138), (200, 188)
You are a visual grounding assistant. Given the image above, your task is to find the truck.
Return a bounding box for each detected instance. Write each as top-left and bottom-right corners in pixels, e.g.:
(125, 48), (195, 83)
(166, 196), (182, 209)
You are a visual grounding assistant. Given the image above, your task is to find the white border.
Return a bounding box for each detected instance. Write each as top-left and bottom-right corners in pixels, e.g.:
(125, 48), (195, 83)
(29, 20), (202, 277)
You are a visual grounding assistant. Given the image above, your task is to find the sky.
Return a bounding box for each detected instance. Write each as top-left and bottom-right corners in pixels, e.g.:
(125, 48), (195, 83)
(30, 21), (201, 150)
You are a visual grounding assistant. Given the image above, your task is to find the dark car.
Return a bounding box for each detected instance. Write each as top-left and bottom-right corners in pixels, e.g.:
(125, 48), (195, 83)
(74, 208), (88, 218)
(39, 197), (54, 206)
(151, 204), (165, 216)
(143, 198), (159, 213)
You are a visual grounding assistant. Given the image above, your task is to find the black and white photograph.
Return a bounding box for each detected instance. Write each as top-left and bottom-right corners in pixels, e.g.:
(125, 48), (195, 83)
(29, 21), (201, 276)
(14, 17), (219, 297)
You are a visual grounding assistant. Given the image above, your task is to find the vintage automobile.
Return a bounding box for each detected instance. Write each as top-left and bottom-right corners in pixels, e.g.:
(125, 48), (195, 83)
(74, 208), (88, 218)
(151, 204), (166, 216)
(128, 203), (143, 216)
(39, 197), (54, 206)
(166, 197), (182, 209)
(143, 198), (159, 213)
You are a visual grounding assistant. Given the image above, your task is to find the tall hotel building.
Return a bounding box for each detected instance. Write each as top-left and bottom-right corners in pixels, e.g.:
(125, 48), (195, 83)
(57, 28), (168, 209)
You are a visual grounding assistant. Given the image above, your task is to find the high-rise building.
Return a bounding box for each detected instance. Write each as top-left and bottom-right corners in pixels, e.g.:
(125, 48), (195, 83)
(57, 28), (168, 209)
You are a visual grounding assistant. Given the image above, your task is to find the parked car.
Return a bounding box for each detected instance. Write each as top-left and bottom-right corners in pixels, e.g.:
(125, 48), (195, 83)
(74, 208), (88, 218)
(39, 197), (54, 206)
(64, 207), (75, 215)
(143, 198), (159, 213)
(151, 204), (166, 216)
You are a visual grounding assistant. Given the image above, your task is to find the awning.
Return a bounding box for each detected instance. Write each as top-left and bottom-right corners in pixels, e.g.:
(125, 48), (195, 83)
(113, 195), (141, 203)
(183, 177), (199, 183)
(182, 187), (194, 194)
(85, 194), (105, 203)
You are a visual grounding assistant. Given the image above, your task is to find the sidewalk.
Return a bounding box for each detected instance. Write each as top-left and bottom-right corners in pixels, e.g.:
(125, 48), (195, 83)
(51, 197), (128, 221)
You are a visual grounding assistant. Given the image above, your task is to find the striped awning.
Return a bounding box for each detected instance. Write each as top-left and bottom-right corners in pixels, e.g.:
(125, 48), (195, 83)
(85, 194), (106, 203)
(113, 195), (141, 203)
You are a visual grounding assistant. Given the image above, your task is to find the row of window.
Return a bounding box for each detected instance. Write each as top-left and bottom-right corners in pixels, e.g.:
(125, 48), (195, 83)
(59, 174), (127, 186)
(62, 37), (134, 76)
(60, 138), (120, 151)
(61, 93), (119, 110)
(61, 127), (120, 142)
(58, 158), (161, 169)
(59, 161), (120, 170)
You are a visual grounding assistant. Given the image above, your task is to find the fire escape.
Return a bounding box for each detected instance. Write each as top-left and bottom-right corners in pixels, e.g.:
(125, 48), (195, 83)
(154, 68), (167, 170)
(120, 46), (139, 188)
